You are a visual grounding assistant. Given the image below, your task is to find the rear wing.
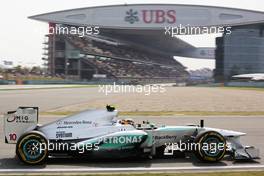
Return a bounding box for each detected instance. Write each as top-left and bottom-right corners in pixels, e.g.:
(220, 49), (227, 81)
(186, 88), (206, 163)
(4, 107), (38, 144)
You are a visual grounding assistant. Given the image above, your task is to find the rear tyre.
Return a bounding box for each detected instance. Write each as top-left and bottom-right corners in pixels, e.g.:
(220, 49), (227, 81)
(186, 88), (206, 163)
(194, 131), (226, 162)
(16, 131), (48, 165)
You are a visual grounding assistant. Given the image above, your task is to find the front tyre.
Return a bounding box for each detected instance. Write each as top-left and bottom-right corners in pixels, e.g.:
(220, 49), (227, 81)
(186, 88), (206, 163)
(194, 131), (226, 162)
(16, 131), (48, 165)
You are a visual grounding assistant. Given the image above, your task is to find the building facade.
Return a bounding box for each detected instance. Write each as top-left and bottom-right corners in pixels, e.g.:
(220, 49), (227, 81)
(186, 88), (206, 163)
(215, 25), (264, 81)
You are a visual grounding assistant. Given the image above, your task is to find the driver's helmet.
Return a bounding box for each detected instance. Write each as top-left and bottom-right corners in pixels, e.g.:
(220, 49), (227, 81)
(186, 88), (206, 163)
(120, 118), (135, 126)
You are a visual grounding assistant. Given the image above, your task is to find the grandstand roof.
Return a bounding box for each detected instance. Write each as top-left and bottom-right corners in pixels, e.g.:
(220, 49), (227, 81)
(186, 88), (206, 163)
(29, 4), (264, 59)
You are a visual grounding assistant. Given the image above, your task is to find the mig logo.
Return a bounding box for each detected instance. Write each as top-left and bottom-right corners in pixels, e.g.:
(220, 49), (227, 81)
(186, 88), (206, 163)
(7, 115), (34, 123)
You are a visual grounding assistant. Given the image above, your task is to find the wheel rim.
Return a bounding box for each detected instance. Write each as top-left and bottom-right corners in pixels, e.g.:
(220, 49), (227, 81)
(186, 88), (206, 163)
(202, 137), (223, 157)
(196, 132), (227, 162)
(22, 139), (42, 160)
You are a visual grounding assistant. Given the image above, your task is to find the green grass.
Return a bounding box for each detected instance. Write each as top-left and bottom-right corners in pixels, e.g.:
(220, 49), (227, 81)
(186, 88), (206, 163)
(188, 85), (264, 91)
(0, 85), (98, 91)
(221, 86), (264, 91)
(109, 172), (264, 176)
(96, 172), (262, 176)
(120, 111), (264, 116)
(7, 171), (264, 176)
(41, 110), (264, 116)
(41, 111), (78, 116)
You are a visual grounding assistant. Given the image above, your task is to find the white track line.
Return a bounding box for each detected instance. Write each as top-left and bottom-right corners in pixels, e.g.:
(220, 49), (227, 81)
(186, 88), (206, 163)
(0, 165), (264, 173)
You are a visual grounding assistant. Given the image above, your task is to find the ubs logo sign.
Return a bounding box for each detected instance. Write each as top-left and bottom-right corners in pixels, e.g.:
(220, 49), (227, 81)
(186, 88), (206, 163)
(125, 9), (176, 24)
(125, 9), (139, 24)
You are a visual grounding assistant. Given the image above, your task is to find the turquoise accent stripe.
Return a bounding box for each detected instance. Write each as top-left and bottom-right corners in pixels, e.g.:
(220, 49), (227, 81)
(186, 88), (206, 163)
(157, 126), (196, 132)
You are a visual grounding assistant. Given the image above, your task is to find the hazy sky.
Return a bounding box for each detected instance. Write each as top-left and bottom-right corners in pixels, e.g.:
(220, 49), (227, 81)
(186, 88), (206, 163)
(0, 0), (263, 70)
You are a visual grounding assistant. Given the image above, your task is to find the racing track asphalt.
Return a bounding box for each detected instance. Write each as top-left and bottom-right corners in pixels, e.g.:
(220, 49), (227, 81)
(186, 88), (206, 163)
(0, 115), (263, 173)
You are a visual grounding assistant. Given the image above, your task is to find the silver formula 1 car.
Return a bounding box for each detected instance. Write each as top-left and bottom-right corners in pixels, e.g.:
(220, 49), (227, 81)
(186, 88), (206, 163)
(4, 106), (260, 165)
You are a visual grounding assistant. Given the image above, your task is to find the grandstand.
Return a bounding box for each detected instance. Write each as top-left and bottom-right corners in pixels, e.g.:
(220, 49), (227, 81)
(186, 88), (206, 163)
(43, 29), (189, 83)
(32, 4), (264, 82)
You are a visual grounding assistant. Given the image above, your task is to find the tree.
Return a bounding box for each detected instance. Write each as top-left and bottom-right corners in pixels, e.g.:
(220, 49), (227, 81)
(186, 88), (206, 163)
(31, 66), (42, 75)
(14, 65), (23, 73)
